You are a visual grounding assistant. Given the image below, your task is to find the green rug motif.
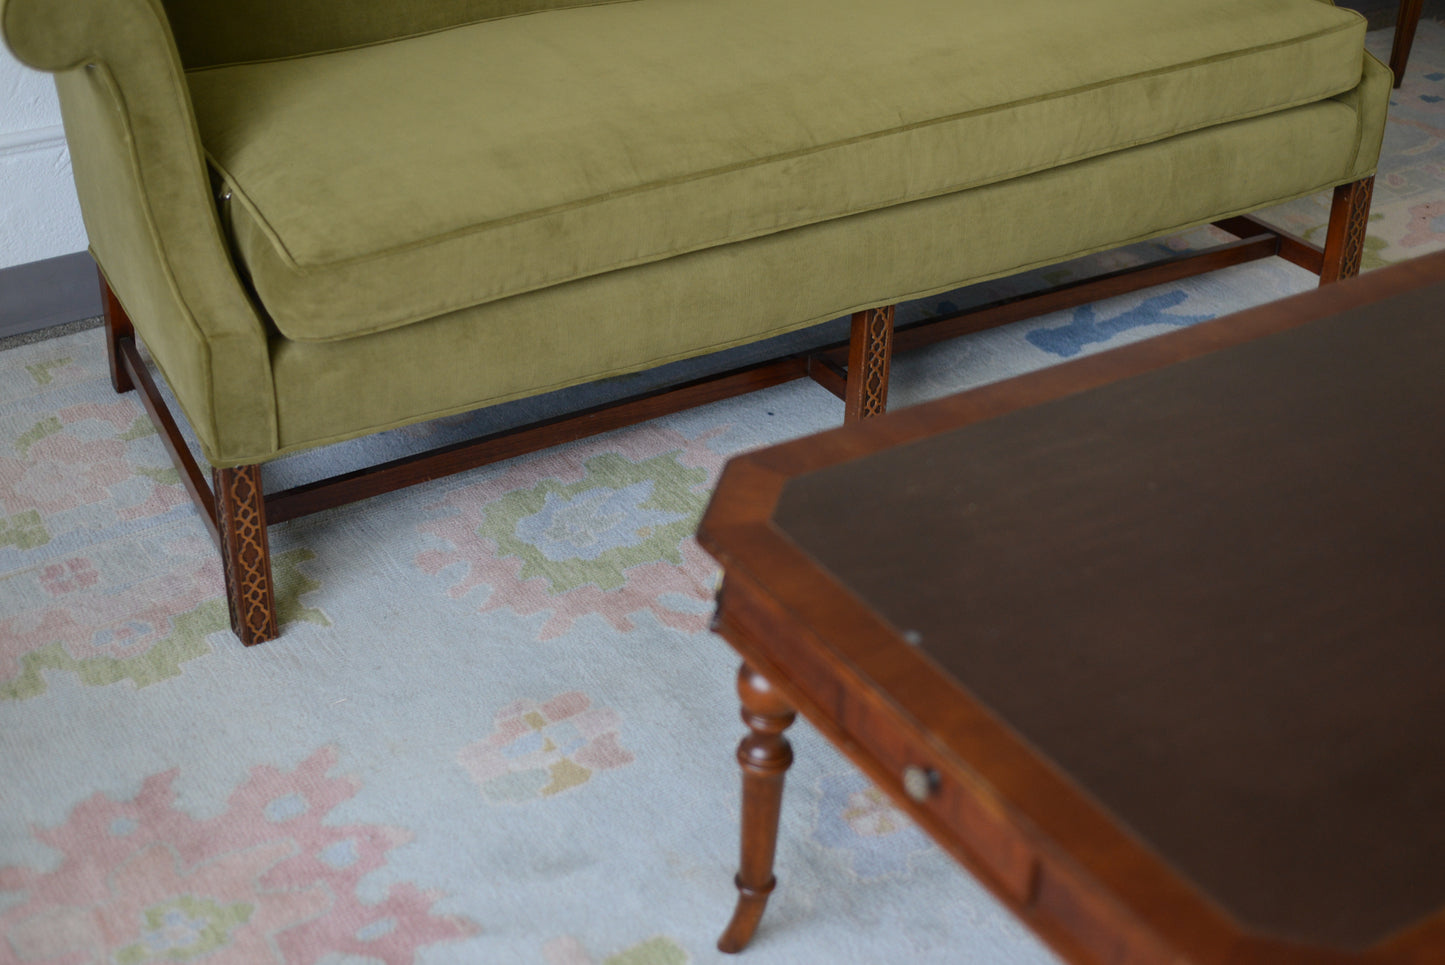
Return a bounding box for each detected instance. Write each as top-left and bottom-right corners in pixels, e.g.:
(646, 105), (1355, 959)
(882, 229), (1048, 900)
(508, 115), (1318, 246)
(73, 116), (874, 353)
(478, 451), (707, 594)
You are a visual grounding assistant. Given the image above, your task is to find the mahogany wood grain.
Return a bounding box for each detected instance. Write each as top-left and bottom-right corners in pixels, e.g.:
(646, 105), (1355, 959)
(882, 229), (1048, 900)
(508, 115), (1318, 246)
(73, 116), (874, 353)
(844, 306), (894, 422)
(708, 548), (1224, 965)
(265, 354), (812, 524)
(887, 232), (1281, 359)
(116, 337), (218, 544)
(805, 233), (1281, 377)
(700, 247), (1445, 962)
(1211, 215), (1324, 274)
(1392, 0), (1424, 88)
(214, 464), (278, 646)
(805, 354), (848, 402)
(717, 663), (797, 954)
(99, 268), (134, 394)
(1320, 177), (1375, 284)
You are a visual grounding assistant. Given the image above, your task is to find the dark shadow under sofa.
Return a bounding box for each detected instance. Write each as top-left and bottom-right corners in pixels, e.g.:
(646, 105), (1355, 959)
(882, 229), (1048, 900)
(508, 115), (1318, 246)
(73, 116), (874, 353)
(0, 0), (1390, 643)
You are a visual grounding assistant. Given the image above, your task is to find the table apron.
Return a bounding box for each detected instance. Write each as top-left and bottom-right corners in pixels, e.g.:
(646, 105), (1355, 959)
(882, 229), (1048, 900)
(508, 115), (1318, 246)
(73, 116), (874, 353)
(712, 572), (1189, 965)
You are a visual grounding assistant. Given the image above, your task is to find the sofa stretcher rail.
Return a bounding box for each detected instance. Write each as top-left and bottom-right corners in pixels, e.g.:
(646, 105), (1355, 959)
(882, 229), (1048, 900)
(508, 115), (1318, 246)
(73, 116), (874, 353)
(104, 179), (1373, 646)
(114, 337), (218, 544)
(264, 354), (818, 525)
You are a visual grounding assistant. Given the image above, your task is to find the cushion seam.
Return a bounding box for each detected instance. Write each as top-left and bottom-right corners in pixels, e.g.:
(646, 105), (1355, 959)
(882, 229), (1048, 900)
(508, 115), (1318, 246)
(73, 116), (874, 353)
(233, 96), (1361, 342)
(209, 18), (1362, 279)
(266, 171), (1361, 459)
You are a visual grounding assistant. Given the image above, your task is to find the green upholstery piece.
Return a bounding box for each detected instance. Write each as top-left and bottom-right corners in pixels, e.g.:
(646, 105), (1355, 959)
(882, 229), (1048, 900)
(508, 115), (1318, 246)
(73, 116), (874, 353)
(159, 0), (636, 69)
(269, 67), (1388, 455)
(0, 0), (1390, 470)
(188, 0), (1369, 343)
(2, 0), (278, 461)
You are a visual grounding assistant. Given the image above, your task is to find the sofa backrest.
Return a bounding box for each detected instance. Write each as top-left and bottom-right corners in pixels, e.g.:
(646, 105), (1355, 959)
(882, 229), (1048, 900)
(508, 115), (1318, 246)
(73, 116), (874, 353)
(161, 0), (628, 69)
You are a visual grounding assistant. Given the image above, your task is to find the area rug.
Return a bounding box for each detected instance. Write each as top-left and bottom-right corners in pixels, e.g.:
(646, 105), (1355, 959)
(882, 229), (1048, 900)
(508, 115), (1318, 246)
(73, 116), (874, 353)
(3, 26), (1444, 965)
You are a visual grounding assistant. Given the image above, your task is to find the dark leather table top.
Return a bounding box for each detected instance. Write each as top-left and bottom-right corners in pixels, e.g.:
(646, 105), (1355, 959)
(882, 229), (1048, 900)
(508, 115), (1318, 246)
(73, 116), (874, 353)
(771, 280), (1445, 951)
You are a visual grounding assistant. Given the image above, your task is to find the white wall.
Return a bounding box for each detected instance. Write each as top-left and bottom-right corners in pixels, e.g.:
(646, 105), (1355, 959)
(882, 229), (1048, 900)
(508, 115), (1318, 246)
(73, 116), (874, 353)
(0, 47), (88, 270)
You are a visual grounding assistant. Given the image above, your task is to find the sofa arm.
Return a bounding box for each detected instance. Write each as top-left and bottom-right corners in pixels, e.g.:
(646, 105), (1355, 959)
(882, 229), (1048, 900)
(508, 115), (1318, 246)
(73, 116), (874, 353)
(1, 0), (277, 466)
(1337, 51), (1392, 182)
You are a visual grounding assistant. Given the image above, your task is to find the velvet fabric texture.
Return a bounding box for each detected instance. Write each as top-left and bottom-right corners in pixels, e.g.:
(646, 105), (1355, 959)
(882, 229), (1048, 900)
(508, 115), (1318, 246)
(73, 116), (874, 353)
(268, 88), (1383, 453)
(161, 0), (639, 68)
(189, 0), (1370, 343)
(0, 0), (1389, 466)
(2, 0), (280, 463)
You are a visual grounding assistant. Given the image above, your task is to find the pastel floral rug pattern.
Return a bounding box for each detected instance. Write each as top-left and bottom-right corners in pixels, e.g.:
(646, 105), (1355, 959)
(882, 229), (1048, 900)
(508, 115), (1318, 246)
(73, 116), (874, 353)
(2, 27), (1443, 964)
(0, 747), (475, 963)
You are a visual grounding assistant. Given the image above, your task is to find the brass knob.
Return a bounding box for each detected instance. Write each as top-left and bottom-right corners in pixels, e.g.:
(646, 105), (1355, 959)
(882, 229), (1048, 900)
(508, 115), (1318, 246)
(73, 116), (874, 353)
(902, 765), (938, 803)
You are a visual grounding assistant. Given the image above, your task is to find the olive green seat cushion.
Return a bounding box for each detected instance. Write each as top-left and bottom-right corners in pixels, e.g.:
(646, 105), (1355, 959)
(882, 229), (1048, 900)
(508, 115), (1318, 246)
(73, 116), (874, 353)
(187, 0), (1368, 344)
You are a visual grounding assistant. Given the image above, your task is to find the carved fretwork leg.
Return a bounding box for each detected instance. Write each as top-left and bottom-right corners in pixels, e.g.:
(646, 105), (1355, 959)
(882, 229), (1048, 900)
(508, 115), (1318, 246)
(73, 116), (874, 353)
(213, 464), (279, 645)
(1320, 177), (1374, 285)
(99, 271), (134, 394)
(718, 663), (797, 954)
(844, 305), (895, 423)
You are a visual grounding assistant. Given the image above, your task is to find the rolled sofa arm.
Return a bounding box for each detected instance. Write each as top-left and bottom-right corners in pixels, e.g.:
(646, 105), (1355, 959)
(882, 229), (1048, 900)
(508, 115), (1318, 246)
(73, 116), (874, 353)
(1, 0), (277, 466)
(0, 0), (120, 69)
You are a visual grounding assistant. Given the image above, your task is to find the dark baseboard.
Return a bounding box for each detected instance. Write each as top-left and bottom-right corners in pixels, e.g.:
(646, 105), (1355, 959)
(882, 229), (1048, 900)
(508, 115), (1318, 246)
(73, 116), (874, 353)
(1340, 0), (1445, 30)
(0, 251), (102, 340)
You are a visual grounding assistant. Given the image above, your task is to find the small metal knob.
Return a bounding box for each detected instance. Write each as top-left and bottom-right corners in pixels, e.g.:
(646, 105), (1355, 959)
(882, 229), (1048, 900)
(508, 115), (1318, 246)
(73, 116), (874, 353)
(902, 765), (938, 803)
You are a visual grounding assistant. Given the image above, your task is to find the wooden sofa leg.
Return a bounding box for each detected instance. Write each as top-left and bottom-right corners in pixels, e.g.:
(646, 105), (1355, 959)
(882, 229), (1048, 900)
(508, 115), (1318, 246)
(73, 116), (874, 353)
(844, 305), (895, 423)
(213, 464), (279, 645)
(1320, 177), (1374, 285)
(99, 271), (135, 394)
(1391, 0), (1423, 89)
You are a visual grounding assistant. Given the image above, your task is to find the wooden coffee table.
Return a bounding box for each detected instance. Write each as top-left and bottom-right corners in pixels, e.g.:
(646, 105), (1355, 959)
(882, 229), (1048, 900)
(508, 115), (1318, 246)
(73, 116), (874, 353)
(698, 250), (1445, 963)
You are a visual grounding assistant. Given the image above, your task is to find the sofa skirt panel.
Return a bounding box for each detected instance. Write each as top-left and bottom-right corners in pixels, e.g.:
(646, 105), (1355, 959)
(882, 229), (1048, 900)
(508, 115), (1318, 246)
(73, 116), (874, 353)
(251, 58), (1388, 465)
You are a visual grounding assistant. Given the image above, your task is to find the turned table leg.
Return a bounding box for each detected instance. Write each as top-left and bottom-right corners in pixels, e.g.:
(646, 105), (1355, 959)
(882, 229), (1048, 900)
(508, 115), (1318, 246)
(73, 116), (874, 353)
(718, 662), (797, 953)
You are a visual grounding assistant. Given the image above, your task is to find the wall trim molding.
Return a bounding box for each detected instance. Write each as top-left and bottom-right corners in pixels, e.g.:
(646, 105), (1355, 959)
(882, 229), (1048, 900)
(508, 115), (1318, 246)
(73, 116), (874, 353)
(0, 124), (67, 158)
(0, 250), (101, 339)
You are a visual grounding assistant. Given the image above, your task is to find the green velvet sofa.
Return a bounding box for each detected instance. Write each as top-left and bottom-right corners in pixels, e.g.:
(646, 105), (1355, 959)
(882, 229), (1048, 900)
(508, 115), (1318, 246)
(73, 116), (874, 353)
(1, 0), (1389, 644)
